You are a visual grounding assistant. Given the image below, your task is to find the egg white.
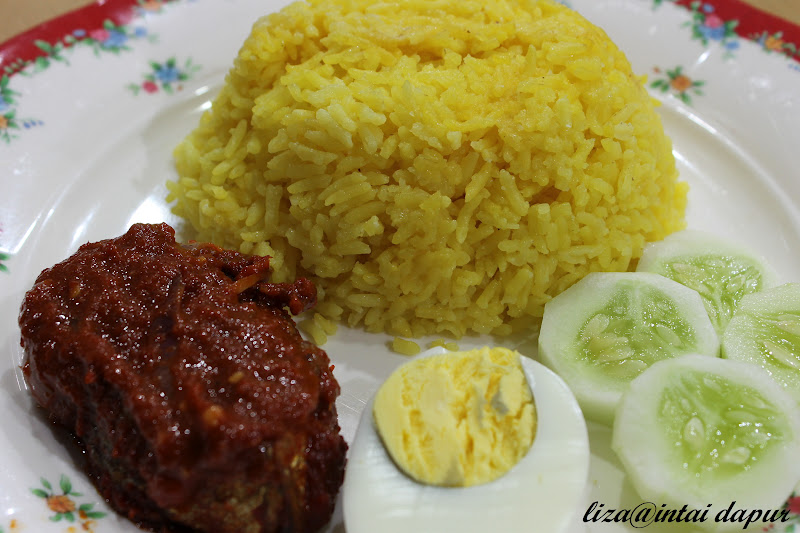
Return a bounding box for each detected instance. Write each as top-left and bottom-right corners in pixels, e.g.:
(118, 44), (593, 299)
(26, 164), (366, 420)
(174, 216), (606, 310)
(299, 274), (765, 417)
(342, 347), (590, 533)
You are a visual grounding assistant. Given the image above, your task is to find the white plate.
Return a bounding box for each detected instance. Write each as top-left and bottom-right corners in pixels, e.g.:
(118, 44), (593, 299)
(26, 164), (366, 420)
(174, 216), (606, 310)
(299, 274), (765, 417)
(2, 0), (800, 531)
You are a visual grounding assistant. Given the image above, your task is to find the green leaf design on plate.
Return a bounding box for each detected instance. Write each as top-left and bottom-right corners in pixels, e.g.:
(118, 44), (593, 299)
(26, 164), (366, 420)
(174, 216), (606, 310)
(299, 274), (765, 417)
(30, 488), (49, 498)
(59, 474), (72, 494)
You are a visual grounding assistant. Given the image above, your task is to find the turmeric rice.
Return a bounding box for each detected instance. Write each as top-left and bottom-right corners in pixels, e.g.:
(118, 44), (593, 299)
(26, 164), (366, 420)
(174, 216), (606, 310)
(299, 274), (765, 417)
(169, 0), (687, 339)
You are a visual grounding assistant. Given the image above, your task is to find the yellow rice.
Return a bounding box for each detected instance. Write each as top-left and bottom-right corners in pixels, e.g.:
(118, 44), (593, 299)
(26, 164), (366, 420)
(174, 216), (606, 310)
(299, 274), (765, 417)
(391, 337), (422, 356)
(169, 0), (687, 339)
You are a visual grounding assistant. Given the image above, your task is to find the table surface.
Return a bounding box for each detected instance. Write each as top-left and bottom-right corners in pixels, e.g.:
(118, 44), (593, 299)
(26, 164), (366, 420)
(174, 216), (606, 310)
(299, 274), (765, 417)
(1, 0), (800, 45)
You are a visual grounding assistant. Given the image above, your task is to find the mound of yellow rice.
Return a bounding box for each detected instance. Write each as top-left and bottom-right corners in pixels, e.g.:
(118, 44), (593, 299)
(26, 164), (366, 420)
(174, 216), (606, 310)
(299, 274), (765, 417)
(169, 0), (687, 339)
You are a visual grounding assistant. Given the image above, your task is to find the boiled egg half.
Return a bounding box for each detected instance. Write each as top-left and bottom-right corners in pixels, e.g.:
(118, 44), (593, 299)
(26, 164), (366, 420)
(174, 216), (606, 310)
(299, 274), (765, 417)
(343, 346), (590, 533)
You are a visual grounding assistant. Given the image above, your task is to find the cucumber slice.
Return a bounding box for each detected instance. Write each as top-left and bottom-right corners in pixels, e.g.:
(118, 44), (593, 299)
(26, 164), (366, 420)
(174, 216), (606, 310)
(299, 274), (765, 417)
(637, 230), (777, 335)
(538, 272), (719, 425)
(613, 355), (800, 520)
(723, 283), (800, 404)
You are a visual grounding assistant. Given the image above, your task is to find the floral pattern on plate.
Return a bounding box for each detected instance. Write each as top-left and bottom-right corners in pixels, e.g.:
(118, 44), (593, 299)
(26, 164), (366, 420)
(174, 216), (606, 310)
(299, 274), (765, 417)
(751, 30), (800, 58)
(3, 21), (154, 78)
(0, 0), (177, 145)
(0, 222), (9, 273)
(684, 1), (741, 55)
(0, 75), (43, 144)
(31, 475), (107, 526)
(763, 493), (800, 532)
(650, 66), (706, 105)
(68, 22), (154, 58)
(127, 56), (201, 95)
(0, 0), (799, 146)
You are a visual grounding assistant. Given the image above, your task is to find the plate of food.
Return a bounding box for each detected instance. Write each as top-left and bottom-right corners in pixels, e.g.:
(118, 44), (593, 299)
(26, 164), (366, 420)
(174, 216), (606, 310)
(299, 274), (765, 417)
(2, 0), (800, 532)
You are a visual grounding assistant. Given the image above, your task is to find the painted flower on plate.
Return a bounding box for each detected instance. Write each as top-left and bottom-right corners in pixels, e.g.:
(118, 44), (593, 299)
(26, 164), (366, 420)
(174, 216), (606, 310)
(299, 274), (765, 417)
(766, 35), (785, 51)
(752, 31), (799, 58)
(102, 29), (129, 49)
(650, 66), (705, 105)
(686, 2), (739, 55)
(140, 0), (165, 12)
(787, 495), (800, 515)
(89, 28), (110, 42)
(155, 64), (181, 83)
(127, 57), (201, 95)
(31, 475), (106, 524)
(46, 494), (76, 514)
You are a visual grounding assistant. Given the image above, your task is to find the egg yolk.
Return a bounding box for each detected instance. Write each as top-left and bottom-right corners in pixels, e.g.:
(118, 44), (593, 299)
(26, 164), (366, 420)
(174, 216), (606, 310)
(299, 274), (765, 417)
(372, 346), (537, 487)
